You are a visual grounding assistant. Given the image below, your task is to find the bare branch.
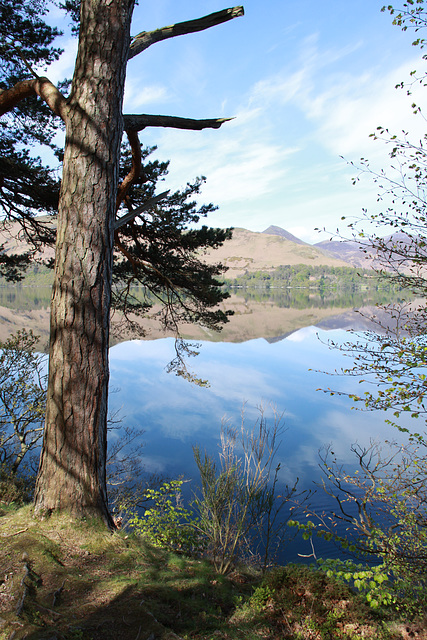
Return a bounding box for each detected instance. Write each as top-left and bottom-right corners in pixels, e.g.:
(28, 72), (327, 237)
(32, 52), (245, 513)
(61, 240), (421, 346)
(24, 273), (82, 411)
(0, 79), (38, 115)
(114, 190), (170, 229)
(116, 130), (142, 211)
(0, 77), (67, 121)
(123, 114), (233, 132)
(129, 6), (244, 59)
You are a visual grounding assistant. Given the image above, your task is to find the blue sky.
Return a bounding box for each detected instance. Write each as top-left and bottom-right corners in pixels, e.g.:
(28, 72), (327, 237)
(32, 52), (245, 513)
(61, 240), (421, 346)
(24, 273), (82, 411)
(45, 0), (427, 243)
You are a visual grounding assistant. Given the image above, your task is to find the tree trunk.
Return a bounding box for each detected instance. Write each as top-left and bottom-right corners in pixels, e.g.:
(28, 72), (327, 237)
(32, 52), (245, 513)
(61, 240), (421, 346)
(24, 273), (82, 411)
(33, 0), (135, 524)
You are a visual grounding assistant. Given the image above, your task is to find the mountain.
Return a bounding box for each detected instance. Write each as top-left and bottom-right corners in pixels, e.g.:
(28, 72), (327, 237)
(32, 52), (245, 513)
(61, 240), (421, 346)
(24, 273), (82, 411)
(0, 217), (56, 261)
(201, 227), (350, 277)
(314, 238), (372, 268)
(314, 232), (415, 270)
(262, 225), (308, 246)
(0, 220), (367, 279)
(261, 226), (378, 269)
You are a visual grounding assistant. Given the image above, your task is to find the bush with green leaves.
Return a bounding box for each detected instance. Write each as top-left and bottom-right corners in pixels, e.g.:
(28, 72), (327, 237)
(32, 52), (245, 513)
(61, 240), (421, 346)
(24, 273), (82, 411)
(0, 464), (34, 506)
(318, 558), (394, 611)
(127, 479), (201, 554)
(298, 442), (427, 615)
(236, 564), (392, 640)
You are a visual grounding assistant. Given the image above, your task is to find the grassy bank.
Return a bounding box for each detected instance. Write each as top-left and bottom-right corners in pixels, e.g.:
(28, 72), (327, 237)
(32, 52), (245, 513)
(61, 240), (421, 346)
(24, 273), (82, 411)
(0, 504), (423, 640)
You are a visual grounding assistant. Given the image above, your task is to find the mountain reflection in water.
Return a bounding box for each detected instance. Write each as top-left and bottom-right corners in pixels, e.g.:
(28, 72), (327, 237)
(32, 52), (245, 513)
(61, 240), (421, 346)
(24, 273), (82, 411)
(0, 284), (405, 346)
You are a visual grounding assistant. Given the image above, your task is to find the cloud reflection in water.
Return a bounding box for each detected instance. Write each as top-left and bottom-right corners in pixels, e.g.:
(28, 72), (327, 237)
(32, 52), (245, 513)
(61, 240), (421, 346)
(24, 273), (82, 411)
(108, 328), (405, 485)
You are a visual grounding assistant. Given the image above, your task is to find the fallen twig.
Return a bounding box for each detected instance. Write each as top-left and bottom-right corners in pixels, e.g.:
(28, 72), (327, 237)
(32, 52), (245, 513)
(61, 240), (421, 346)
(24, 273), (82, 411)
(1, 527), (29, 538)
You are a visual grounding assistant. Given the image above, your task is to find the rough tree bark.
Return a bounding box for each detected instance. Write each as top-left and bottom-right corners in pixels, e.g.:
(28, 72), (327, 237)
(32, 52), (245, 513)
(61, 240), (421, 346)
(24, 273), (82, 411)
(33, 0), (135, 523)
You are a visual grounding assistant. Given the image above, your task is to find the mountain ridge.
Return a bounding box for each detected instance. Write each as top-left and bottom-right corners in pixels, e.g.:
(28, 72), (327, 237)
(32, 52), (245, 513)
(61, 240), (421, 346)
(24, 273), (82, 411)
(262, 225), (308, 246)
(0, 221), (369, 278)
(201, 226), (359, 276)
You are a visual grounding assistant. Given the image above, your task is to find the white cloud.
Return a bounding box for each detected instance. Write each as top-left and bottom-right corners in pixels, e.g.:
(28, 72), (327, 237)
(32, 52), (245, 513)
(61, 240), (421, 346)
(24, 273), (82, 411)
(201, 143), (294, 204)
(44, 38), (77, 85)
(141, 121), (297, 214)
(123, 83), (169, 110)
(250, 68), (308, 107)
(218, 46), (427, 232)
(300, 57), (427, 159)
(286, 226), (326, 244)
(138, 37), (390, 232)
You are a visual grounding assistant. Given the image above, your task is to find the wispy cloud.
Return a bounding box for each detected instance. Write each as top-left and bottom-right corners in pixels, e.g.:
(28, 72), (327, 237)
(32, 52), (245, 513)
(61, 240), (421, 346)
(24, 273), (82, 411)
(124, 83), (170, 110)
(305, 58), (427, 158)
(142, 119), (296, 213)
(44, 37), (77, 85)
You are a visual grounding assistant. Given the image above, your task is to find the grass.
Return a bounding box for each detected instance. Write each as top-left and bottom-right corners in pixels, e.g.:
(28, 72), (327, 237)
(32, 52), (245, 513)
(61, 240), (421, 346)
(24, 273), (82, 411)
(0, 504), (425, 640)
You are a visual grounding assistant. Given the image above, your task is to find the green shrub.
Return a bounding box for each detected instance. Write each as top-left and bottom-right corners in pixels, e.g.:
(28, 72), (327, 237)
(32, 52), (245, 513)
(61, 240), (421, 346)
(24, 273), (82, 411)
(127, 479), (201, 554)
(0, 465), (34, 505)
(319, 556), (427, 617)
(311, 443), (427, 616)
(232, 564), (391, 640)
(319, 558), (395, 610)
(247, 584), (275, 611)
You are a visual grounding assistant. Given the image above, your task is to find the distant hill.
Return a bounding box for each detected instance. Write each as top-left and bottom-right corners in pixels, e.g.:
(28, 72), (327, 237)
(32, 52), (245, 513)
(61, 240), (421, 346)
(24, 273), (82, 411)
(0, 220), (371, 279)
(201, 227), (350, 277)
(262, 225), (375, 268)
(0, 217), (56, 261)
(314, 232), (415, 270)
(314, 238), (373, 268)
(262, 225), (308, 246)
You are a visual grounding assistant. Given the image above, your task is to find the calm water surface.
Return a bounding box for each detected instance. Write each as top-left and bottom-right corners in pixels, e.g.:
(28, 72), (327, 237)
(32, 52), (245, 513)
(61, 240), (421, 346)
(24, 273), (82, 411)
(108, 327), (410, 562)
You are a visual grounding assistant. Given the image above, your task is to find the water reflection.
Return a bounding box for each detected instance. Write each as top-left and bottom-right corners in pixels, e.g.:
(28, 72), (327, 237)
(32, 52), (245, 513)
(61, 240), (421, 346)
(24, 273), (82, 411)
(228, 284), (406, 310)
(0, 286), (52, 310)
(0, 285), (405, 347)
(109, 327), (410, 562)
(109, 329), (404, 479)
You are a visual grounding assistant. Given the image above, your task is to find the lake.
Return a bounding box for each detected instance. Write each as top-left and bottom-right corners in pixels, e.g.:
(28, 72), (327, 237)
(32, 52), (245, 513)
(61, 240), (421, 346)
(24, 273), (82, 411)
(108, 325), (413, 563)
(0, 286), (412, 563)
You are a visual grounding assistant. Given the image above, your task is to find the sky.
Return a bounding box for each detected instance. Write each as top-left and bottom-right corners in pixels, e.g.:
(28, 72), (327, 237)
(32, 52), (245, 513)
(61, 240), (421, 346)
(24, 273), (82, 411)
(44, 0), (427, 243)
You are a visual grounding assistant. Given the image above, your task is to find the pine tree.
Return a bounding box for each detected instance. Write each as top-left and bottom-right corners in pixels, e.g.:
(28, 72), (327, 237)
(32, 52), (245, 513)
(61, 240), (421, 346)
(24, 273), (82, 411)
(0, 0), (243, 523)
(0, 0), (63, 273)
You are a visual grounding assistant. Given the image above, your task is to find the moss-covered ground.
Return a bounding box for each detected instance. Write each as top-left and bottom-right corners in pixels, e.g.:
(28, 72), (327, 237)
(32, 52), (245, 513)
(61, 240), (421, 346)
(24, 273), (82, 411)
(0, 504), (425, 640)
